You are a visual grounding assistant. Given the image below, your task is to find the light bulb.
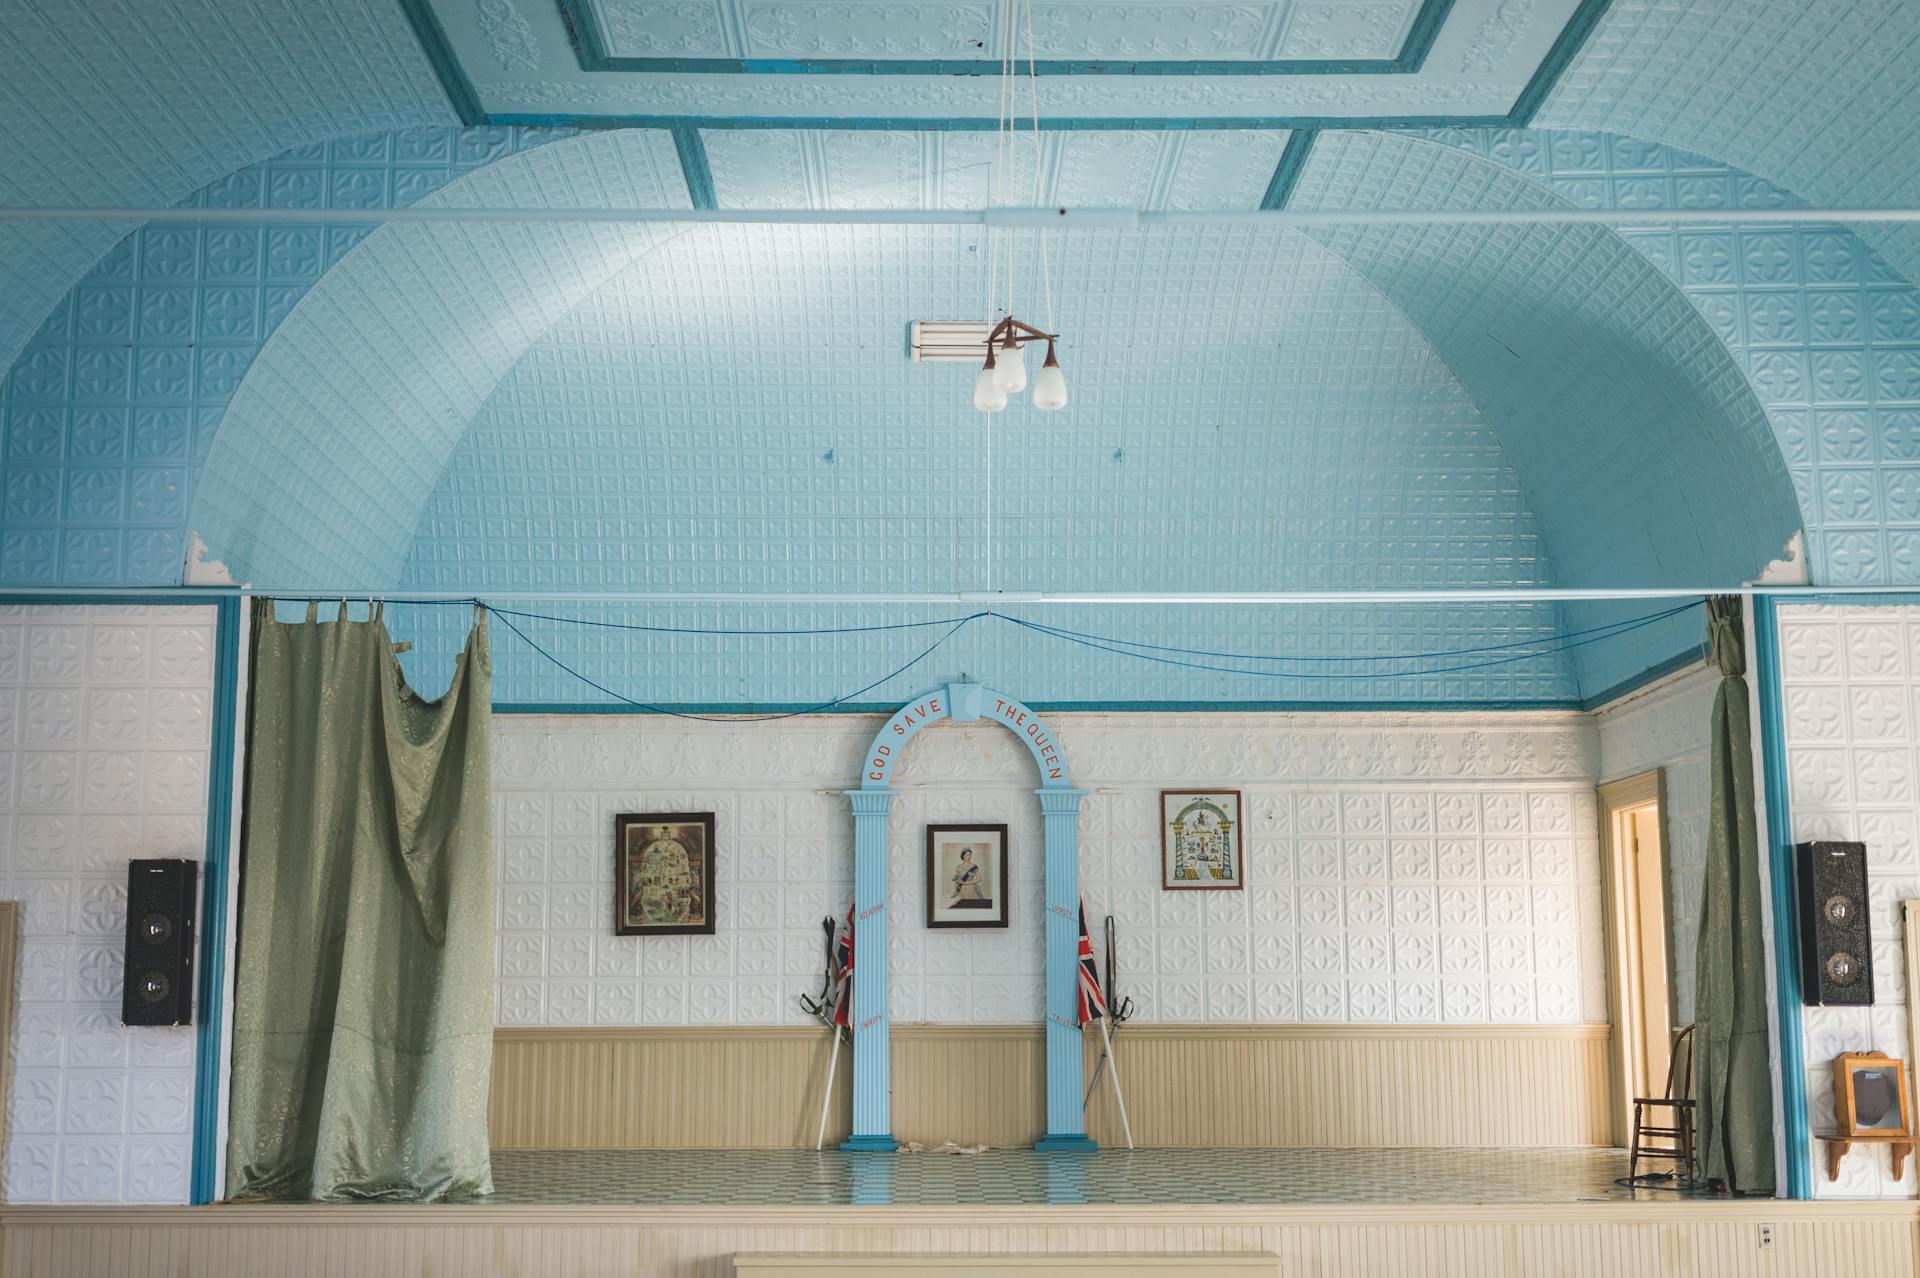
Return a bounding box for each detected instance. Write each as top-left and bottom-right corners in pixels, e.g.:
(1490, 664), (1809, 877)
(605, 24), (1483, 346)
(1032, 342), (1067, 411)
(973, 364), (1008, 412)
(993, 340), (1027, 393)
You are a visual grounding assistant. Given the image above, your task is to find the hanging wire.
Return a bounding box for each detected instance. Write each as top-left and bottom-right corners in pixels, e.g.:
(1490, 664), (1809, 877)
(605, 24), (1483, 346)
(485, 608), (985, 722)
(994, 603), (1696, 681)
(996, 599), (1705, 664)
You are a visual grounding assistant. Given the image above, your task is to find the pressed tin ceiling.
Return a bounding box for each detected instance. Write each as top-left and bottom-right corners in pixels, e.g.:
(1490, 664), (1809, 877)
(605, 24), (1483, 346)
(420, 0), (1591, 122)
(4, 0), (1920, 706)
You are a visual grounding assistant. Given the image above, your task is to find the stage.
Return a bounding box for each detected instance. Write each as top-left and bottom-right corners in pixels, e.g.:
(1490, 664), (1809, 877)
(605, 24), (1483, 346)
(477, 1146), (1649, 1207)
(3, 1149), (1917, 1278)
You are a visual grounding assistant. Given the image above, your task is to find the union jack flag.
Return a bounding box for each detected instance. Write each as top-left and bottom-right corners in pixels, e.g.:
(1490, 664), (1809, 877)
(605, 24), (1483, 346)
(831, 905), (854, 1030)
(1076, 899), (1106, 1025)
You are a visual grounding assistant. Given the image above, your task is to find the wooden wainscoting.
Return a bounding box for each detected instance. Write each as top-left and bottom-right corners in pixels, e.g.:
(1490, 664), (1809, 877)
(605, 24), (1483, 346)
(489, 1022), (1611, 1150)
(4, 1201), (1917, 1278)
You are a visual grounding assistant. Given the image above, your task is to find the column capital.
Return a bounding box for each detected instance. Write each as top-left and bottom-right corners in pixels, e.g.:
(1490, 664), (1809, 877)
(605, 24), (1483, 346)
(843, 788), (896, 815)
(1034, 787), (1086, 814)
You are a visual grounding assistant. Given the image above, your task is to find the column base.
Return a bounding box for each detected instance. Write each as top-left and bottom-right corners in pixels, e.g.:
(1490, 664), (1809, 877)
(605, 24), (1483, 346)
(839, 1135), (901, 1152)
(1034, 1134), (1099, 1152)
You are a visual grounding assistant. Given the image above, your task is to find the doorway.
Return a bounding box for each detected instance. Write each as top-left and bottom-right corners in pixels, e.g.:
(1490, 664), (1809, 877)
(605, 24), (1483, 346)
(1597, 771), (1674, 1146)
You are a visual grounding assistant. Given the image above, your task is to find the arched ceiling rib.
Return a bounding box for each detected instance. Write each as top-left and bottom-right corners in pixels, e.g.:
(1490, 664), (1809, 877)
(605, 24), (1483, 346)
(1540, 0), (1920, 286)
(0, 0), (452, 377)
(1432, 126), (1920, 587)
(190, 129), (691, 586)
(1290, 129), (1803, 693)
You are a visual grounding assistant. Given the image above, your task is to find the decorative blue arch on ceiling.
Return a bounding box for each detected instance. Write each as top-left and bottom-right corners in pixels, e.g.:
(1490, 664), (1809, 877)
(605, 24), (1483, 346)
(844, 683), (1088, 1151)
(0, 125), (575, 587)
(1290, 129), (1806, 696)
(1431, 126), (1920, 592)
(186, 127), (690, 587)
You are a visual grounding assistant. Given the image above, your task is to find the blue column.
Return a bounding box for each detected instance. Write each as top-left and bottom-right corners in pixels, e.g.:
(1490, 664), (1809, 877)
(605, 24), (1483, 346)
(842, 788), (899, 1152)
(1034, 787), (1095, 1151)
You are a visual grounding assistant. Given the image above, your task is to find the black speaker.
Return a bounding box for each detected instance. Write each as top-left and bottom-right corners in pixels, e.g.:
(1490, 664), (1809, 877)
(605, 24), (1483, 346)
(1796, 841), (1873, 1006)
(122, 859), (197, 1026)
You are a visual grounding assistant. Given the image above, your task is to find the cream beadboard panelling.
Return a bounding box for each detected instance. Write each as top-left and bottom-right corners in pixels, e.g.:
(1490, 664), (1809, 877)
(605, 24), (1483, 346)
(0, 604), (214, 1205)
(491, 711), (1608, 1030)
(1592, 663), (1715, 1024)
(1, 1200), (1916, 1278)
(488, 1023), (1611, 1150)
(1777, 604), (1920, 1201)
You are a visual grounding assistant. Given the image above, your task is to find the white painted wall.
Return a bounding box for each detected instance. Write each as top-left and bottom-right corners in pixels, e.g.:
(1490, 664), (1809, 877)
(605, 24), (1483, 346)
(1593, 663), (1716, 1025)
(0, 604), (215, 1205)
(492, 710), (1608, 1028)
(1777, 603), (1920, 1200)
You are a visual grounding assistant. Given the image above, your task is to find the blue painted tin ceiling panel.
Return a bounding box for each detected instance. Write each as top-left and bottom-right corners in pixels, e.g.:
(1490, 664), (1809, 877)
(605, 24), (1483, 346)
(0, 0), (451, 381)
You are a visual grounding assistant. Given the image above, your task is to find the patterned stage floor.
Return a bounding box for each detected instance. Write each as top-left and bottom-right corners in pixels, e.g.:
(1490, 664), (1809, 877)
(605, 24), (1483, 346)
(467, 1146), (1695, 1207)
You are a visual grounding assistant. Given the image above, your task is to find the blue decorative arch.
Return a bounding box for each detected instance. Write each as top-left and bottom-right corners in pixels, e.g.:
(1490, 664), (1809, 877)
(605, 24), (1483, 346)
(842, 682), (1089, 1152)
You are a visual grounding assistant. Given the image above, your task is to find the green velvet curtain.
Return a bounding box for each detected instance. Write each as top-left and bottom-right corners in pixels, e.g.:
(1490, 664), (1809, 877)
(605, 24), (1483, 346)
(226, 601), (495, 1201)
(1693, 595), (1776, 1194)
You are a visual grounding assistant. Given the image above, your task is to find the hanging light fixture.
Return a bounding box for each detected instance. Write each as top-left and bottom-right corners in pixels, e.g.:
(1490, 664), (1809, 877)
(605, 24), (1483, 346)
(972, 0), (1066, 413)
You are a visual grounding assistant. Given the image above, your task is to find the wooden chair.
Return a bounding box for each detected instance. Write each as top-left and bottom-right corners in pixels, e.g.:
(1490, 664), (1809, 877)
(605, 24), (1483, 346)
(1629, 1023), (1696, 1183)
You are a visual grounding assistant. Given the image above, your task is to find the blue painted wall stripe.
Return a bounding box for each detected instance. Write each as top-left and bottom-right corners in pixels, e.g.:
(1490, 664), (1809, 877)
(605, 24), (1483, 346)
(555, 0), (1456, 78)
(392, 0), (486, 127)
(1259, 130), (1318, 210)
(671, 124), (719, 210)
(1512, 0), (1615, 125)
(1751, 594), (1810, 1200)
(190, 596), (243, 1204)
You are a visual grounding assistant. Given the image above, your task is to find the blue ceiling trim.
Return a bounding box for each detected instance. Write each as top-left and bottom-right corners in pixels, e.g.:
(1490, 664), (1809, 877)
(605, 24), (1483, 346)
(393, 0), (486, 126)
(402, 0), (1596, 134)
(671, 123), (718, 209)
(1260, 130), (1318, 210)
(552, 0), (1457, 77)
(488, 112), (1516, 132)
(1511, 0), (1614, 126)
(1576, 644), (1706, 712)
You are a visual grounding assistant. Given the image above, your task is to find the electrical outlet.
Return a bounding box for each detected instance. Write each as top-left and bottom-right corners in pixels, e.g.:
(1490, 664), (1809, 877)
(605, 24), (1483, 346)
(1758, 1224), (1774, 1249)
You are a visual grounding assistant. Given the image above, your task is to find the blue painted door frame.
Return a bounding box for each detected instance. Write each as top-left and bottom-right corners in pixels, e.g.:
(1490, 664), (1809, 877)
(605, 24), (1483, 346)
(844, 682), (1091, 1151)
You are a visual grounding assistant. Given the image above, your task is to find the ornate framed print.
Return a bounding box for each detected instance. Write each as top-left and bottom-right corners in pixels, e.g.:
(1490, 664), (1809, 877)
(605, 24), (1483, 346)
(1160, 790), (1244, 890)
(926, 824), (1010, 928)
(614, 812), (717, 936)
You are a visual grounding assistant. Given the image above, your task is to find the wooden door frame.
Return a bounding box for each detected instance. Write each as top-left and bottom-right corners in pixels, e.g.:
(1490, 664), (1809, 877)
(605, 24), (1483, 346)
(1597, 769), (1672, 1147)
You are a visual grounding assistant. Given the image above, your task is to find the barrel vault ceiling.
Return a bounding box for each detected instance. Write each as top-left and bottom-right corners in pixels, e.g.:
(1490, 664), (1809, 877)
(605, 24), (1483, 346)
(2, 0), (1919, 703)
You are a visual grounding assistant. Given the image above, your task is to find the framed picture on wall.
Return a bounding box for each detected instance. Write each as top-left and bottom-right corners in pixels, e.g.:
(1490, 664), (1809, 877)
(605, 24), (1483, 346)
(614, 812), (717, 936)
(1160, 790), (1244, 890)
(926, 824), (1010, 928)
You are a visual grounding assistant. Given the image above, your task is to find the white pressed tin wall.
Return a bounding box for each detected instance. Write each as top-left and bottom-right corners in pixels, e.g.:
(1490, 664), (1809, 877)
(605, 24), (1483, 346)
(1593, 664), (1716, 1024)
(0, 604), (215, 1204)
(1777, 603), (1920, 1199)
(493, 710), (1608, 1028)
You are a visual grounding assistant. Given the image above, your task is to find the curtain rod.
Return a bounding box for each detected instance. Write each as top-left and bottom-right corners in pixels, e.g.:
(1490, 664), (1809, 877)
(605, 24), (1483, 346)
(0, 585), (1893, 604)
(2, 206), (1919, 228)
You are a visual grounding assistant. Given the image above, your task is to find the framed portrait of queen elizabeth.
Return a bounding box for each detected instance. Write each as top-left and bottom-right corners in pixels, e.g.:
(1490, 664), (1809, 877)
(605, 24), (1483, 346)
(926, 824), (1009, 929)
(614, 812), (717, 936)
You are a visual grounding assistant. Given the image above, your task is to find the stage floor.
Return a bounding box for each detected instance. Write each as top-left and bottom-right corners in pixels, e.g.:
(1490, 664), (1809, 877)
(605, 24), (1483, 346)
(472, 1147), (1687, 1207)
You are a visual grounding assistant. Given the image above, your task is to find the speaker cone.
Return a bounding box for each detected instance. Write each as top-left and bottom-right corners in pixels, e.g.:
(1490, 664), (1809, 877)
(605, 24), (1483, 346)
(1826, 951), (1861, 985)
(137, 971), (171, 1004)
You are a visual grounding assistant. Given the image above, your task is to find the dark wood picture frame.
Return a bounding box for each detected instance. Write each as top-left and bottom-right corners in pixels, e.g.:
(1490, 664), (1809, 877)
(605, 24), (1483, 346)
(1159, 789), (1245, 891)
(614, 812), (717, 936)
(925, 824), (1010, 929)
